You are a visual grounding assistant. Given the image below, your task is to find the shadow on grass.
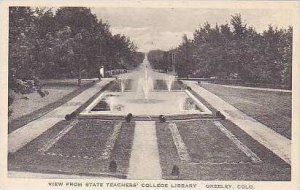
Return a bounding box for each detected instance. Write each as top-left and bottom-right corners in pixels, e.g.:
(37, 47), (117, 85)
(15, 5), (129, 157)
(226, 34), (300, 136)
(8, 80), (96, 133)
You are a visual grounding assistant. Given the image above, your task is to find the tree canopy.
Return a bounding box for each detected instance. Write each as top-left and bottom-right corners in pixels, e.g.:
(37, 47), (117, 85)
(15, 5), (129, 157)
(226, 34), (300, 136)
(9, 7), (144, 86)
(148, 14), (292, 89)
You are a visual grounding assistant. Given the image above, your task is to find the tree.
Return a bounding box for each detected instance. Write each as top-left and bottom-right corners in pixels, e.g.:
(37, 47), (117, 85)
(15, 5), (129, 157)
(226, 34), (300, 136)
(231, 13), (247, 38)
(160, 13), (292, 89)
(9, 7), (142, 85)
(175, 34), (194, 77)
(8, 6), (144, 116)
(281, 27), (293, 88)
(9, 7), (37, 80)
(147, 50), (167, 71)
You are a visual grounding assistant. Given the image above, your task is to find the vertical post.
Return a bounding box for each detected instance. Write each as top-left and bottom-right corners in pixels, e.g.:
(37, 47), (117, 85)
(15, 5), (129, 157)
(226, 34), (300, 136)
(78, 54), (82, 86)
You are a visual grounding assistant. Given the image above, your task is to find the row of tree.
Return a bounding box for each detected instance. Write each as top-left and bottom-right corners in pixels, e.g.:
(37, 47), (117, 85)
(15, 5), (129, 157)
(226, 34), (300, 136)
(9, 7), (144, 86)
(148, 14), (292, 88)
(147, 50), (169, 72)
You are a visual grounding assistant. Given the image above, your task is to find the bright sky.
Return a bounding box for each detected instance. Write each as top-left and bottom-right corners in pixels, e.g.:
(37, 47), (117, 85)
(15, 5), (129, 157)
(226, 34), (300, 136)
(91, 8), (293, 53)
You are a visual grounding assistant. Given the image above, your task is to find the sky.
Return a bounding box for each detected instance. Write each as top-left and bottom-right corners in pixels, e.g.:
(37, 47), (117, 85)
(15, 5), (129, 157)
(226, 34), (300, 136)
(91, 8), (293, 53)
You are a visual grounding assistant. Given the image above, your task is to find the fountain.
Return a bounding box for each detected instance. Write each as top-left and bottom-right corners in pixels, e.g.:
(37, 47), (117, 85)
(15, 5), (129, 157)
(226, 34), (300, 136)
(167, 75), (175, 92)
(79, 55), (213, 118)
(120, 78), (125, 93)
(107, 96), (115, 112)
(136, 62), (153, 100)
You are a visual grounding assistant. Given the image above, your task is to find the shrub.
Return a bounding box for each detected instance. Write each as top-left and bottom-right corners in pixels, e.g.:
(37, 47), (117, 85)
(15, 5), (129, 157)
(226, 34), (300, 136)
(159, 115), (166, 122)
(109, 160), (117, 173)
(171, 165), (180, 176)
(125, 113), (133, 122)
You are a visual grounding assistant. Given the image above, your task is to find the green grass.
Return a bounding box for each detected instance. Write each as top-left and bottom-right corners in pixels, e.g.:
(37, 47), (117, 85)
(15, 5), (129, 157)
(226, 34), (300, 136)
(200, 83), (291, 139)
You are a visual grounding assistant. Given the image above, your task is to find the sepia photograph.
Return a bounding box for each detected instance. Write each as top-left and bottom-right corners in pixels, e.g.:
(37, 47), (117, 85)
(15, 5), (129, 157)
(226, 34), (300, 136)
(1, 1), (300, 190)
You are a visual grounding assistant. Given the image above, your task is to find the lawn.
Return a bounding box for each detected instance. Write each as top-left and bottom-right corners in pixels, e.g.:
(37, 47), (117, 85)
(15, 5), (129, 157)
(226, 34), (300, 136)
(200, 83), (292, 139)
(8, 119), (135, 178)
(177, 120), (251, 164)
(156, 120), (290, 180)
(8, 79), (96, 133)
(9, 85), (76, 121)
(46, 120), (116, 158)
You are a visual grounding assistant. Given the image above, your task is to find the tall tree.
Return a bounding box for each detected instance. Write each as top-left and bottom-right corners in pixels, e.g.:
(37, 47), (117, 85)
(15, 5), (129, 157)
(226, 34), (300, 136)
(9, 7), (37, 80)
(160, 13), (292, 89)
